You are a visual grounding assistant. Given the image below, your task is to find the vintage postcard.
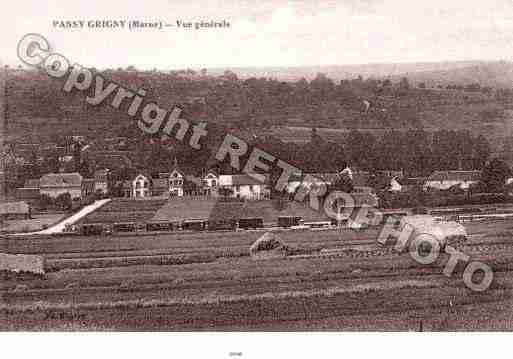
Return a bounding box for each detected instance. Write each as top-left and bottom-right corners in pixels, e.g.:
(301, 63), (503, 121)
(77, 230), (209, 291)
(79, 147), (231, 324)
(1, 0), (513, 356)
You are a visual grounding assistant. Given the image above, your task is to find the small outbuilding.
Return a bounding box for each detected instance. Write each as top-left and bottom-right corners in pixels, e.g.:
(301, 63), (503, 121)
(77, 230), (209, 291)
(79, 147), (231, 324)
(0, 201), (30, 220)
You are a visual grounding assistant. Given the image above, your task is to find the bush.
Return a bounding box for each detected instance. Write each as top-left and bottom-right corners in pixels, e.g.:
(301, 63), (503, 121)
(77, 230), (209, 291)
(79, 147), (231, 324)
(55, 193), (72, 211)
(37, 194), (54, 210)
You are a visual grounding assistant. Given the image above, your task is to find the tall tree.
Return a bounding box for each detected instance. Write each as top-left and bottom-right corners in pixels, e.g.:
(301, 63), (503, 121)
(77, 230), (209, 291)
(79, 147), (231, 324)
(481, 158), (511, 192)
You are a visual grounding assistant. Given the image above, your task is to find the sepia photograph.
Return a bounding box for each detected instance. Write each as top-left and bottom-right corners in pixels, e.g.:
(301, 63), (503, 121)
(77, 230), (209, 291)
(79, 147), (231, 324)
(2, 0), (513, 356)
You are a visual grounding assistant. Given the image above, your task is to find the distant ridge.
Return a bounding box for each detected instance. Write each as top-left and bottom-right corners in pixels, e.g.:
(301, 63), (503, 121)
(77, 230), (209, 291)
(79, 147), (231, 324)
(203, 61), (513, 89)
(206, 61), (497, 81)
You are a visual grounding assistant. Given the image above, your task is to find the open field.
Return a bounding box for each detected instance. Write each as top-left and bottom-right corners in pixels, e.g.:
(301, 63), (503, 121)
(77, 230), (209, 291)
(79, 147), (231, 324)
(2, 220), (513, 330)
(80, 199), (166, 224)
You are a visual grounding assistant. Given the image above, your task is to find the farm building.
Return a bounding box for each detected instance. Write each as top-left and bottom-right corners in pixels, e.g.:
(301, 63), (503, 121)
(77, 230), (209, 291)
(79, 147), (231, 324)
(286, 172), (339, 193)
(423, 171), (481, 191)
(0, 201), (30, 220)
(39, 172), (83, 199)
(392, 177), (425, 192)
(219, 174), (270, 200)
(286, 168), (372, 194)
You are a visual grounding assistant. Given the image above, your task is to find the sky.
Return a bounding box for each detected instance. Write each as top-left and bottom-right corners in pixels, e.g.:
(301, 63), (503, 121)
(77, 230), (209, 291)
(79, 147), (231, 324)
(2, 0), (513, 69)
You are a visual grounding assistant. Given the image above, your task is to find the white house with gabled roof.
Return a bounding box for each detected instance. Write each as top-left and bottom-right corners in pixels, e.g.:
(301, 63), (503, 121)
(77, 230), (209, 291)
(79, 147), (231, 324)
(168, 168), (184, 197)
(131, 173), (151, 198)
(202, 171), (218, 196)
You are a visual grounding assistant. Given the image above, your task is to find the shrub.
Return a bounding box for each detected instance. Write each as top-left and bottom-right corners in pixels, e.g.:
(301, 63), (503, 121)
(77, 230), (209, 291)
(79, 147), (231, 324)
(249, 232), (292, 259)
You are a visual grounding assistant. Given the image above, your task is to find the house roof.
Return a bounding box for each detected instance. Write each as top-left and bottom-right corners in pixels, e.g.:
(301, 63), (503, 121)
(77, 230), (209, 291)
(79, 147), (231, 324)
(291, 172), (370, 187)
(396, 177), (425, 186)
(94, 169), (109, 177)
(426, 171), (481, 182)
(40, 172), (83, 188)
(219, 174), (269, 186)
(0, 201), (29, 215)
(132, 172), (152, 182)
(307, 173), (340, 183)
(169, 168), (185, 177)
(204, 171), (218, 178)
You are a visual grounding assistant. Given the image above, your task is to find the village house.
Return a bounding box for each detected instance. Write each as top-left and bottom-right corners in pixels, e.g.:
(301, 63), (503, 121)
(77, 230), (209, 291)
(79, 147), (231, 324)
(168, 168), (185, 197)
(202, 171), (219, 196)
(94, 169), (109, 194)
(286, 168), (372, 193)
(390, 177), (425, 192)
(423, 171), (481, 191)
(17, 173), (102, 201)
(0, 201), (30, 220)
(130, 173), (152, 198)
(82, 178), (96, 198)
(219, 174), (270, 200)
(148, 170), (219, 198)
(119, 159), (220, 199)
(39, 172), (84, 199)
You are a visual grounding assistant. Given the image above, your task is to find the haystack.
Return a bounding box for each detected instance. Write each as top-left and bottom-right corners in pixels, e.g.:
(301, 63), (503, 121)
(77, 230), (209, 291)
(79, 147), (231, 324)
(400, 215), (467, 248)
(249, 232), (289, 259)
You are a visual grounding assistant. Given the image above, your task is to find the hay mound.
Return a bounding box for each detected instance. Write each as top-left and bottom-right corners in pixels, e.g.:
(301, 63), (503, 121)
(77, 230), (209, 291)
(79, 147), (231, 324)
(400, 215), (467, 248)
(250, 232), (289, 259)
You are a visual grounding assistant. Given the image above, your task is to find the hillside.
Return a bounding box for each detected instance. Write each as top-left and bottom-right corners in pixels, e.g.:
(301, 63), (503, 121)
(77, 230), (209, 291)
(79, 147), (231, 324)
(3, 62), (513, 155)
(207, 61), (489, 82)
(389, 62), (513, 88)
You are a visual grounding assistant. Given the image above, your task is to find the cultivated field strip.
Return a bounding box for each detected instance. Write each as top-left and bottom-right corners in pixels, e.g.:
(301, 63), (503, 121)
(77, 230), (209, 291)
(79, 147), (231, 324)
(3, 220), (513, 329)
